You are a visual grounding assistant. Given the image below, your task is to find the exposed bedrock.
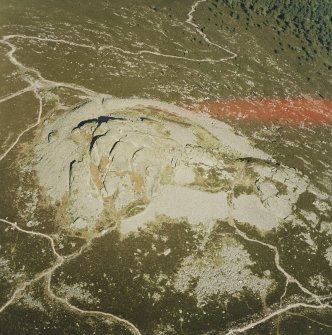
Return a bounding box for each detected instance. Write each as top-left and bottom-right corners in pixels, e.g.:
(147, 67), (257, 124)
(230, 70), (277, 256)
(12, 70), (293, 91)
(31, 98), (325, 235)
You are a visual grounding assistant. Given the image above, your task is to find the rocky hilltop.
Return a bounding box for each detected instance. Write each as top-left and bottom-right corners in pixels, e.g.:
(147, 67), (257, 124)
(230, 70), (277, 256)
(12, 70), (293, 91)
(30, 98), (317, 237)
(0, 0), (331, 333)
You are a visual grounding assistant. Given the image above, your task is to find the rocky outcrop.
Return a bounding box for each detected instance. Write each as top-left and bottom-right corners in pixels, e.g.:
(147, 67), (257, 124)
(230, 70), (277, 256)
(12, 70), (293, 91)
(33, 98), (313, 234)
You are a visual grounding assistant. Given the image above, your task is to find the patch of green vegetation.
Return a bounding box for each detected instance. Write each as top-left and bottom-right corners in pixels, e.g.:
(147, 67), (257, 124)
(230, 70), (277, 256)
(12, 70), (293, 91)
(0, 281), (132, 335)
(0, 225), (57, 306)
(200, 0), (332, 98)
(51, 217), (204, 334)
(2, 0), (330, 102)
(221, 0), (331, 55)
(265, 220), (332, 295)
(0, 225), (57, 278)
(54, 232), (88, 256)
(296, 191), (318, 213)
(273, 179), (289, 196)
(181, 289), (263, 334)
(231, 219), (331, 305)
(228, 221), (286, 305)
(277, 309), (332, 335)
(50, 217), (284, 334)
(233, 183), (254, 197)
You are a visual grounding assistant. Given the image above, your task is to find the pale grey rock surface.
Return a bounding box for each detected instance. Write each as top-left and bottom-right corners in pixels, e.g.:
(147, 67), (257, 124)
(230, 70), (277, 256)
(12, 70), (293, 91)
(33, 98), (311, 234)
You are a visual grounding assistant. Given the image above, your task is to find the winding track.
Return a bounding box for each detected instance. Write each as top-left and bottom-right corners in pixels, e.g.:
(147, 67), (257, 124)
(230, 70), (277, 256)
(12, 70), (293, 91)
(0, 218), (142, 335)
(0, 0), (330, 334)
(1, 0), (237, 64)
